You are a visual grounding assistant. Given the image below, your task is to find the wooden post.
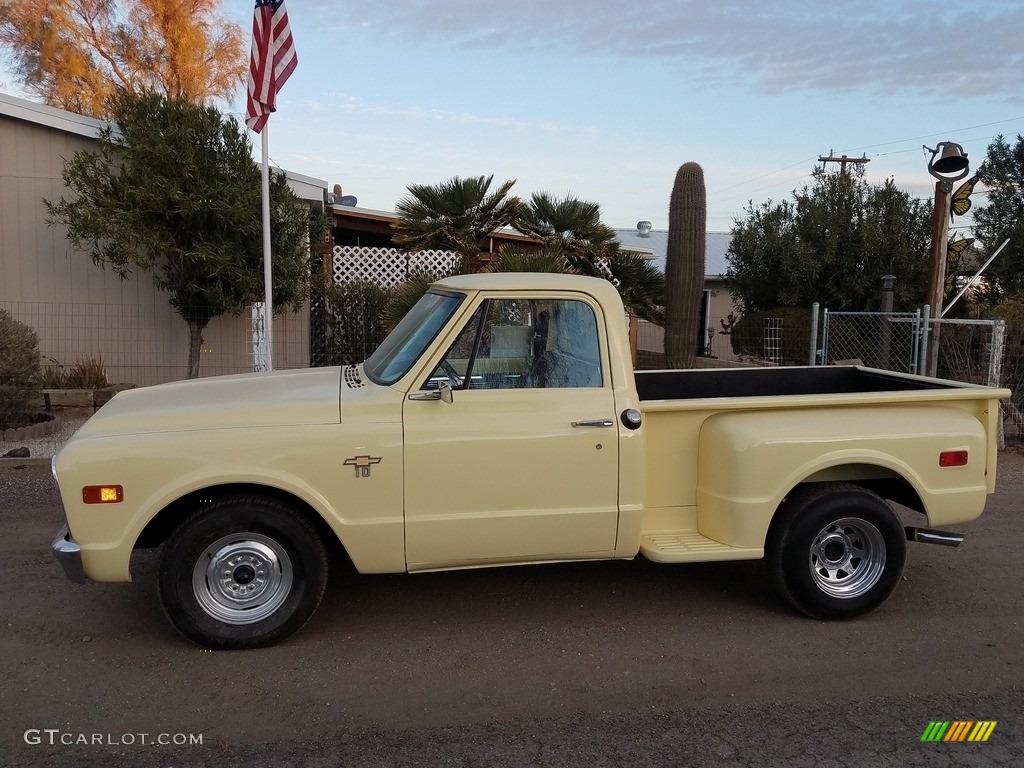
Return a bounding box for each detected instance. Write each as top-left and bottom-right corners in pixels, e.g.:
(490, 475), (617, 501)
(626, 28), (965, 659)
(924, 181), (952, 376)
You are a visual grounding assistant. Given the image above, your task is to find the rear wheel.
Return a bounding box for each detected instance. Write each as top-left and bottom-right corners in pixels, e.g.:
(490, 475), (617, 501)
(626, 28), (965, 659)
(158, 496), (328, 649)
(767, 484), (906, 619)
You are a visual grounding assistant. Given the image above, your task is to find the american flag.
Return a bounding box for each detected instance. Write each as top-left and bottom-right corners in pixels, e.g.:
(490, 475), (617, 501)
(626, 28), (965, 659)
(246, 0), (297, 133)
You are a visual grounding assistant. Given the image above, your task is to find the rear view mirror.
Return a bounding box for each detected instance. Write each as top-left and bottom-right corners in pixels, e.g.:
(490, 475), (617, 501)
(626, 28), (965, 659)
(439, 381), (454, 405)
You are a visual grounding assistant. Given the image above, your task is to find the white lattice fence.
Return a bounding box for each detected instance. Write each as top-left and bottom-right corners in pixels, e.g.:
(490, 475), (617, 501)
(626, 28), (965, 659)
(331, 246), (460, 288)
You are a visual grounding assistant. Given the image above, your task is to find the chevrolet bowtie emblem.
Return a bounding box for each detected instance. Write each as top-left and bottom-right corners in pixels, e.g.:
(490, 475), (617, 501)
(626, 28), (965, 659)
(344, 455), (383, 478)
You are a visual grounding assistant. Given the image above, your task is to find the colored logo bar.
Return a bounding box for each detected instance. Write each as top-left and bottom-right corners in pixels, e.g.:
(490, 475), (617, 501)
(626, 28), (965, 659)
(921, 721), (997, 742)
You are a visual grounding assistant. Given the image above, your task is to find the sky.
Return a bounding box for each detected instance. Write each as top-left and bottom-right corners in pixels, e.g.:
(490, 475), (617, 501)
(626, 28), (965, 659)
(3, 0), (1023, 236)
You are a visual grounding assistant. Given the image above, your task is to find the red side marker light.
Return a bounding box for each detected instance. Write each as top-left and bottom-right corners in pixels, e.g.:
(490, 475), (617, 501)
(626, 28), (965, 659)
(939, 450), (969, 468)
(83, 485), (123, 504)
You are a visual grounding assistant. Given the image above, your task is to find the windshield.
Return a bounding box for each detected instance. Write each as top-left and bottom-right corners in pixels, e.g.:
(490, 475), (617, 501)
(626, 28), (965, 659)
(363, 290), (465, 385)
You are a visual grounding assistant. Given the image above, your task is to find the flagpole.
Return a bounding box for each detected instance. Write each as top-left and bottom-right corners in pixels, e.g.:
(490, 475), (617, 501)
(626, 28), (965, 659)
(248, 0), (297, 373)
(261, 127), (274, 371)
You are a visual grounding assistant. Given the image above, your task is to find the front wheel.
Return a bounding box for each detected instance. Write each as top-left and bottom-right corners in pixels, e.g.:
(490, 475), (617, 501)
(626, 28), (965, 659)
(158, 496), (328, 649)
(767, 484), (906, 620)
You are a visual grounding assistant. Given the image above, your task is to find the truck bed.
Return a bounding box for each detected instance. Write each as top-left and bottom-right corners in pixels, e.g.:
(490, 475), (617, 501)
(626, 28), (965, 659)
(635, 365), (955, 402)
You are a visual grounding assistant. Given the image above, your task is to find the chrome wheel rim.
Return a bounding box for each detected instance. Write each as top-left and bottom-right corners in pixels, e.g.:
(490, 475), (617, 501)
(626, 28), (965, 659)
(192, 533), (293, 625)
(808, 517), (886, 598)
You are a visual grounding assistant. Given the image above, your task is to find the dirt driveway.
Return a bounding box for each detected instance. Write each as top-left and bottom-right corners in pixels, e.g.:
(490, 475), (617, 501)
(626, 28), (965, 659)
(1, 455), (1022, 767)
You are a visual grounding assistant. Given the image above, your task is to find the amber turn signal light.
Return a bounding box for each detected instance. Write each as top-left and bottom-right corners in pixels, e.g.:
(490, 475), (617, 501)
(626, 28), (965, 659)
(939, 450), (969, 468)
(82, 485), (123, 504)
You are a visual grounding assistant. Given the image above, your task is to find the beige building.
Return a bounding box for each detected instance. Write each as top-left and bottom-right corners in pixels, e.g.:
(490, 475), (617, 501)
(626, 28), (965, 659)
(0, 92), (325, 387)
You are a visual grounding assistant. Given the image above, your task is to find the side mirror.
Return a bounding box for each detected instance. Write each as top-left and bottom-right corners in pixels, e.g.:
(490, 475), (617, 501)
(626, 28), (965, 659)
(439, 381), (454, 405)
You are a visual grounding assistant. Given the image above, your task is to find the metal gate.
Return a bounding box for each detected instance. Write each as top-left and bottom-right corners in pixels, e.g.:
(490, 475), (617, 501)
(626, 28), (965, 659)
(820, 309), (924, 373)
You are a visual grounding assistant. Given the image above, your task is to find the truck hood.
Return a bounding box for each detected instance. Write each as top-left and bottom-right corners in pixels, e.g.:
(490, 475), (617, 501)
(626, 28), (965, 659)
(72, 368), (342, 439)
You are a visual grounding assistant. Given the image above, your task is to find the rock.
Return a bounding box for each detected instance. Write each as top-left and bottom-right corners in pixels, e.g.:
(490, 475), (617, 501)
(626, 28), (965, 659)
(2, 447), (30, 459)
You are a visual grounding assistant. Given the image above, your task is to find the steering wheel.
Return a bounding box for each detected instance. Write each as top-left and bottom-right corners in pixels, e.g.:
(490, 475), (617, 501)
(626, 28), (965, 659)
(440, 359), (463, 388)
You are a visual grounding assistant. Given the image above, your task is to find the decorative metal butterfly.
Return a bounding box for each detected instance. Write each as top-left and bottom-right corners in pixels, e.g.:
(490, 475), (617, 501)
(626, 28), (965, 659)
(950, 175), (978, 220)
(944, 237), (976, 293)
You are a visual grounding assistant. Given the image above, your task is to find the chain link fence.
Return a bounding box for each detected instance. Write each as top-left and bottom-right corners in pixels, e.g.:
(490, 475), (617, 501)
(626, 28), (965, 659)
(0, 300), (309, 441)
(820, 310), (923, 372)
(819, 305), (1023, 444)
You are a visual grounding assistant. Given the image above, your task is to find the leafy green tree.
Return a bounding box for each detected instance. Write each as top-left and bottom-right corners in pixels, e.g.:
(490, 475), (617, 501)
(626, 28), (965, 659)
(392, 175), (522, 272)
(725, 166), (932, 313)
(973, 134), (1024, 299)
(45, 90), (317, 379)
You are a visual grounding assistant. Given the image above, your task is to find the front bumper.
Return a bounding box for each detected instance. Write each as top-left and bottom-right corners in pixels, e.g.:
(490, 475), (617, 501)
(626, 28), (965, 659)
(52, 525), (87, 584)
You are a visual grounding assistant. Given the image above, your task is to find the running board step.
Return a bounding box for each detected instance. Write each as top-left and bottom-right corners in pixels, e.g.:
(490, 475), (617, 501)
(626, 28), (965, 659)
(639, 531), (762, 563)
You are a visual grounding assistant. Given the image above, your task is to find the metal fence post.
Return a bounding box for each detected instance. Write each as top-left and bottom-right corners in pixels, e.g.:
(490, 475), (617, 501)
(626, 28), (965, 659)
(990, 319), (1007, 450)
(809, 303), (819, 366)
(917, 305), (931, 376)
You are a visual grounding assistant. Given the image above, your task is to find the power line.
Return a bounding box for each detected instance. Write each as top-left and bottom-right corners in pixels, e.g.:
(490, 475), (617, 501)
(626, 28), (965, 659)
(818, 151), (870, 173)
(709, 117), (1024, 203)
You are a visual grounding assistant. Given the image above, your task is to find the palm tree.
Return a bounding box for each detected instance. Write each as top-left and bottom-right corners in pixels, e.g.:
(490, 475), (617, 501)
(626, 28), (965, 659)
(392, 175), (522, 272)
(508, 192), (665, 324)
(387, 183), (664, 328)
(516, 192), (621, 275)
(492, 244), (665, 325)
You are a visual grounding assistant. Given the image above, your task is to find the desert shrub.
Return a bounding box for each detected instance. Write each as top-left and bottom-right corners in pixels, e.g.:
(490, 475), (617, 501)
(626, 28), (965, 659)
(40, 362), (69, 389)
(39, 357), (110, 389)
(66, 357), (109, 389)
(0, 309), (43, 430)
(991, 299), (1024, 417)
(730, 306), (813, 364)
(320, 280), (393, 366)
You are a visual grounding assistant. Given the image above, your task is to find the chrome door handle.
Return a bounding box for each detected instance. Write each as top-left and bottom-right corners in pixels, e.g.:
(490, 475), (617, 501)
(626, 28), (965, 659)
(571, 419), (614, 428)
(407, 391), (441, 401)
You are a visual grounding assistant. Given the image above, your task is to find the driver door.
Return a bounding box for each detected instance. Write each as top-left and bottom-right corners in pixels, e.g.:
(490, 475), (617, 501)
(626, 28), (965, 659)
(402, 295), (620, 570)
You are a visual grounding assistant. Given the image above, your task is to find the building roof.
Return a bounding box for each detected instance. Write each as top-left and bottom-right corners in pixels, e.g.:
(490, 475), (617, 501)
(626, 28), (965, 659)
(0, 91), (326, 203)
(614, 228), (732, 279)
(0, 91), (108, 138)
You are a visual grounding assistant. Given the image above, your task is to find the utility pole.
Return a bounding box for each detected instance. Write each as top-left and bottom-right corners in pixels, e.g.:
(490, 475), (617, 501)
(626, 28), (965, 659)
(922, 142), (971, 376)
(818, 150), (871, 174)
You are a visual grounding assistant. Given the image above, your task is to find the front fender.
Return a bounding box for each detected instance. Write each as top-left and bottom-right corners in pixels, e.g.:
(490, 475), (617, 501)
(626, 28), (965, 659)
(56, 423), (405, 581)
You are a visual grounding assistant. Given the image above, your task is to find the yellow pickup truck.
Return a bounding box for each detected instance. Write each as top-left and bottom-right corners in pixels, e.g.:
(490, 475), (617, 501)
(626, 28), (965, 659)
(51, 274), (1010, 648)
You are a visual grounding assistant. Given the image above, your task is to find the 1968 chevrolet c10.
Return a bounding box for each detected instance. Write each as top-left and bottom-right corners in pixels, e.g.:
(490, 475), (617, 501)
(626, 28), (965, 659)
(51, 273), (1010, 648)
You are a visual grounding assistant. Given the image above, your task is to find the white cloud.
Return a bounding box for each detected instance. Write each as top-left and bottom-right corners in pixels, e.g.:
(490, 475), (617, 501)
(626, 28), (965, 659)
(329, 0), (1024, 101)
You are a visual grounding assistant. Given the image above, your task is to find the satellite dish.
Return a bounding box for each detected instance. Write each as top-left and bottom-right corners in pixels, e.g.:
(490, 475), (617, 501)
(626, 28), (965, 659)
(338, 195), (358, 207)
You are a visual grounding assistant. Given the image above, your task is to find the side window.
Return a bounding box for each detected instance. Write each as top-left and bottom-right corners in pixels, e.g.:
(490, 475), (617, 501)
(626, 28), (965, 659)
(521, 300), (602, 388)
(424, 298), (603, 390)
(423, 306), (482, 390)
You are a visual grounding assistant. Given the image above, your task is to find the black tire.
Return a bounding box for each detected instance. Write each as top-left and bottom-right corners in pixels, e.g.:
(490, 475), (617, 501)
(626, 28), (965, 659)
(766, 483), (906, 620)
(158, 495), (328, 649)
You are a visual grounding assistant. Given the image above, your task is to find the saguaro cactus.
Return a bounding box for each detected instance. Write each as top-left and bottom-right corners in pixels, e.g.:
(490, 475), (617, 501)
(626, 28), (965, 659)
(664, 162), (707, 368)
